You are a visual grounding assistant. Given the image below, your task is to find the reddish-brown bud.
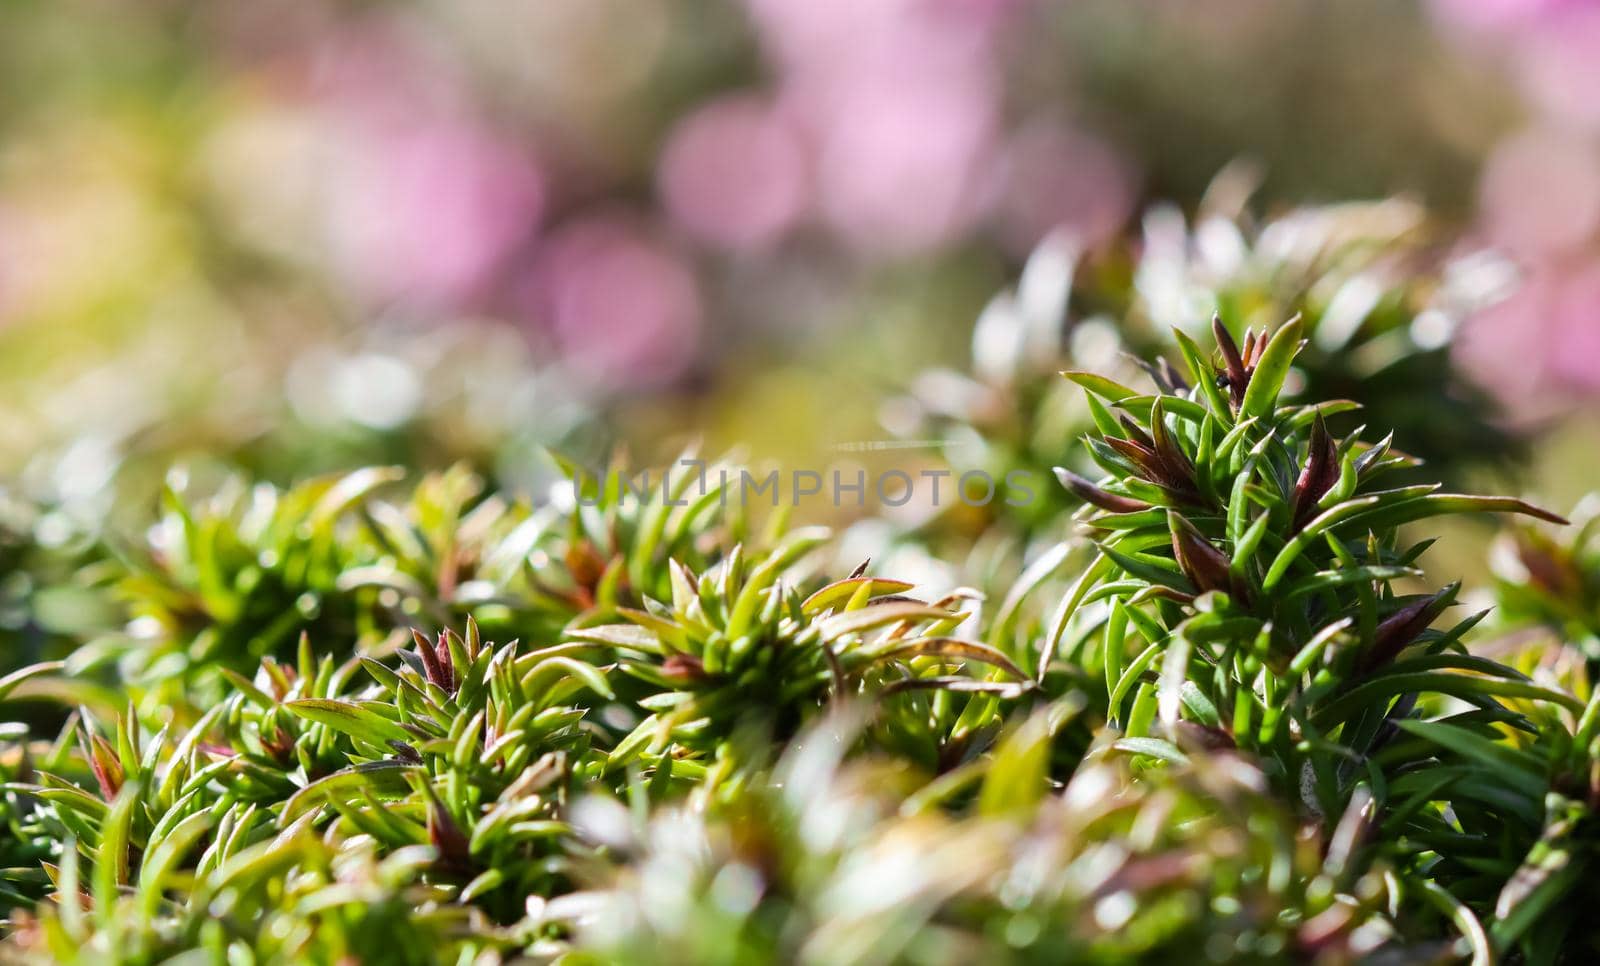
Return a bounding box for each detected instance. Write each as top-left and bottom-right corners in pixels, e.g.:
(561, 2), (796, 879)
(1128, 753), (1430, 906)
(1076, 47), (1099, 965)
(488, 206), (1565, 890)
(1055, 468), (1152, 514)
(1359, 583), (1459, 673)
(1291, 415), (1340, 532)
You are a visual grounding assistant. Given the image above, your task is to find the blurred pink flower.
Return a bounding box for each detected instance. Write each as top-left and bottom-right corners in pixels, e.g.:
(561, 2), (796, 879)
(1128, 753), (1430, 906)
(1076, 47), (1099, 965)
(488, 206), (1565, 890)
(1455, 271), (1555, 408)
(1548, 261), (1600, 391)
(1457, 259), (1600, 410)
(326, 116), (543, 310)
(746, 0), (1009, 76)
(994, 119), (1136, 255)
(744, 0), (1020, 255)
(0, 207), (13, 321)
(526, 215), (702, 388)
(1428, 0), (1580, 33)
(1512, 8), (1600, 130)
(303, 26), (544, 310)
(811, 75), (997, 254)
(1430, 1), (1600, 129)
(1478, 127), (1600, 258)
(1433, 0), (1600, 409)
(657, 95), (808, 252)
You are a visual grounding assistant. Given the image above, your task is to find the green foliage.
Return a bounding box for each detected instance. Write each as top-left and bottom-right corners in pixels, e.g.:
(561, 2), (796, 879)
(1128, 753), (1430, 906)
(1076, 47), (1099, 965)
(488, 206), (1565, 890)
(0, 308), (1595, 964)
(12, 832), (507, 964)
(1492, 497), (1600, 663)
(573, 534), (1028, 772)
(1049, 319), (1563, 806)
(0, 492), (113, 686)
(83, 457), (764, 714)
(1046, 318), (1586, 961)
(555, 710), (1392, 965)
(893, 196), (1523, 563)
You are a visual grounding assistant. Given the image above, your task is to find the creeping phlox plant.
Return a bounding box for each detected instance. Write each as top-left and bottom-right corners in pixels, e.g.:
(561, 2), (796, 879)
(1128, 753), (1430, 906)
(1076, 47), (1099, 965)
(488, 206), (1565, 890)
(553, 707), (1394, 966)
(895, 193), (1519, 565)
(1048, 316), (1563, 786)
(1, 310), (1598, 965)
(1492, 497), (1600, 666)
(84, 457), (756, 713)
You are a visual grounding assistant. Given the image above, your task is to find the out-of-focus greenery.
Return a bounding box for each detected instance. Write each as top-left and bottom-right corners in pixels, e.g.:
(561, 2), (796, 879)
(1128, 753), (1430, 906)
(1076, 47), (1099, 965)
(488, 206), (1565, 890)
(555, 709), (1396, 965)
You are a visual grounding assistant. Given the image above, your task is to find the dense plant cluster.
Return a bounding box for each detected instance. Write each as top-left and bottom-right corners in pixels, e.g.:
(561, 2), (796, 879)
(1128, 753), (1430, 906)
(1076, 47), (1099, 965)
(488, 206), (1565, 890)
(894, 195), (1521, 561)
(2, 293), (1598, 964)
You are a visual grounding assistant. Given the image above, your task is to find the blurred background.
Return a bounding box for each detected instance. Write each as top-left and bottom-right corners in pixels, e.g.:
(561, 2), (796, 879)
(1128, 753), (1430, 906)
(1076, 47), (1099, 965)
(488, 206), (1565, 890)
(3, 0), (1600, 553)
